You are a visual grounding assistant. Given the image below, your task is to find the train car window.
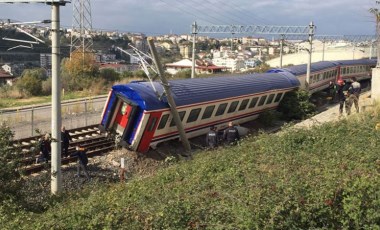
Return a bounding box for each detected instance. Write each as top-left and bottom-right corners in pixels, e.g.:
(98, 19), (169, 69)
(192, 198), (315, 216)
(147, 117), (158, 132)
(170, 111), (186, 127)
(120, 102), (127, 115)
(187, 108), (201, 123)
(215, 103), (228, 116)
(342, 68), (346, 75)
(227, 101), (239, 113)
(202, 105), (215, 119)
(157, 114), (169, 130)
(238, 99), (249, 111)
(274, 93), (283, 103)
(266, 94), (275, 105)
(258, 95), (267, 106)
(249, 97), (259, 108)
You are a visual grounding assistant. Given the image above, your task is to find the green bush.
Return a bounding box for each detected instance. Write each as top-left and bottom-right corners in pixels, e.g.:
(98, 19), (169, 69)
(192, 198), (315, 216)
(0, 124), (24, 213)
(278, 90), (316, 120)
(16, 69), (45, 96)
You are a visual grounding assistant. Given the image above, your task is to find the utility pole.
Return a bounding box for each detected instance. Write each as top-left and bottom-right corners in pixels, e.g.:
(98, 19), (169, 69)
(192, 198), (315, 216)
(191, 21), (197, 78)
(279, 34), (284, 68)
(49, 0), (67, 195)
(0, 0), (68, 195)
(322, 37), (326, 61)
(147, 38), (192, 155)
(370, 1), (380, 101)
(305, 21), (315, 90)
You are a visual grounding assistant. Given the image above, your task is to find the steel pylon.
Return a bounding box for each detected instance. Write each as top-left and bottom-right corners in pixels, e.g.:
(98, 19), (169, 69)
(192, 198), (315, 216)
(70, 0), (93, 57)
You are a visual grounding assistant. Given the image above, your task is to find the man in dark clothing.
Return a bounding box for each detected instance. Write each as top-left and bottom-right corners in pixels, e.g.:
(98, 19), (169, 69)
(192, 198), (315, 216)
(70, 146), (90, 180)
(61, 126), (72, 158)
(39, 133), (51, 163)
(223, 122), (240, 145)
(336, 79), (347, 116)
(206, 126), (218, 148)
(346, 77), (361, 114)
(328, 81), (337, 103)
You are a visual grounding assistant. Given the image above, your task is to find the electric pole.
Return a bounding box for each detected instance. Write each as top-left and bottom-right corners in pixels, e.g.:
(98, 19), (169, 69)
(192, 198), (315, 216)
(370, 1), (380, 101)
(148, 38), (192, 155)
(305, 21), (315, 90)
(70, 0), (93, 58)
(279, 34), (284, 68)
(191, 21), (197, 78)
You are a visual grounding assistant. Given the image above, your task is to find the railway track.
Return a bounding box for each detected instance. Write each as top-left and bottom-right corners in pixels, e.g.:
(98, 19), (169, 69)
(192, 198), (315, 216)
(11, 125), (115, 175)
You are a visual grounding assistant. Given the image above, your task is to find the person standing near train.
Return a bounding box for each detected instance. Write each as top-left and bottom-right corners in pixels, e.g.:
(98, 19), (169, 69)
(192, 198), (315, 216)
(223, 122), (240, 145)
(39, 133), (51, 163)
(70, 145), (90, 180)
(346, 77), (361, 115)
(336, 79), (348, 117)
(206, 126), (218, 148)
(61, 126), (72, 158)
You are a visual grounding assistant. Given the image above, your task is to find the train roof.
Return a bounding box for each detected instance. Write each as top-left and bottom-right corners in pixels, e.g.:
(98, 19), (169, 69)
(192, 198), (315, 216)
(267, 61), (337, 76)
(333, 59), (377, 66)
(112, 72), (300, 111)
(267, 59), (376, 76)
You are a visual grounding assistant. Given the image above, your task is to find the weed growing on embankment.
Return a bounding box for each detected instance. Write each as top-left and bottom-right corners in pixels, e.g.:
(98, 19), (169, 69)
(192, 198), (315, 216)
(2, 107), (380, 229)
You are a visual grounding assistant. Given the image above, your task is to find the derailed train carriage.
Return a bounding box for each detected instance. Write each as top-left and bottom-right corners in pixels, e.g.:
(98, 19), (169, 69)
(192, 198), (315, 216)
(267, 59), (376, 93)
(99, 72), (300, 152)
(100, 58), (376, 152)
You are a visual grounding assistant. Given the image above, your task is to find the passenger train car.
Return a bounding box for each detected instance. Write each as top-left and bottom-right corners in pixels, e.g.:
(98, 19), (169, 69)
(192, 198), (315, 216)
(268, 59), (376, 93)
(100, 58), (376, 153)
(100, 72), (300, 152)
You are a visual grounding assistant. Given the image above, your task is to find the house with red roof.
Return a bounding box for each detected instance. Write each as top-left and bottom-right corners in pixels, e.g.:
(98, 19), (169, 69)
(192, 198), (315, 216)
(0, 69), (16, 86)
(165, 59), (227, 75)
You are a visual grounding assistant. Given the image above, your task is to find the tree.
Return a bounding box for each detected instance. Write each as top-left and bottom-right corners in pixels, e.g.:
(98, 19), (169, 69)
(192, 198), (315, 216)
(61, 51), (100, 91)
(0, 124), (23, 205)
(173, 69), (192, 79)
(100, 68), (120, 83)
(16, 68), (46, 96)
(62, 51), (99, 79)
(121, 71), (133, 79)
(278, 90), (316, 120)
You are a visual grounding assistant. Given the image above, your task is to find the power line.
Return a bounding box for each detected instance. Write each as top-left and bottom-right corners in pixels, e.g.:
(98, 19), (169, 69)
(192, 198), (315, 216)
(173, 0), (236, 25)
(179, 0), (246, 25)
(158, 0), (216, 25)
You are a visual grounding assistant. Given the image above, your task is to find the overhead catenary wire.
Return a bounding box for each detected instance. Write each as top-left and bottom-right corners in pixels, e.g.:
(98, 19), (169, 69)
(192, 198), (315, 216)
(174, 0), (246, 25)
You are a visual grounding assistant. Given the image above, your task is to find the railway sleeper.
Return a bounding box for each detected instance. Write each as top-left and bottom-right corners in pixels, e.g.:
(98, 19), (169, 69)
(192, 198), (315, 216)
(23, 145), (114, 175)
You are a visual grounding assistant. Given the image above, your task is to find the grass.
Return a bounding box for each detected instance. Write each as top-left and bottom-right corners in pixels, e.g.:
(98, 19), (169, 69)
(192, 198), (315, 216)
(2, 106), (380, 229)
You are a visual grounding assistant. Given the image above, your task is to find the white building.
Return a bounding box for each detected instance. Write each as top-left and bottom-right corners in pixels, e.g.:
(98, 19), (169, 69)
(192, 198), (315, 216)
(212, 57), (245, 72)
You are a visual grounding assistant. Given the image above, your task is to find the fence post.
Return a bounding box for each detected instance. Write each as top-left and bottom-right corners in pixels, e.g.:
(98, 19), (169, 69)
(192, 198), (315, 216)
(85, 99), (88, 126)
(31, 107), (34, 136)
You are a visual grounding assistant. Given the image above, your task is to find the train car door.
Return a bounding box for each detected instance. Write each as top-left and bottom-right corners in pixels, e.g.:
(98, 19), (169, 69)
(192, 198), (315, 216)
(114, 100), (139, 145)
(114, 102), (132, 133)
(137, 112), (161, 152)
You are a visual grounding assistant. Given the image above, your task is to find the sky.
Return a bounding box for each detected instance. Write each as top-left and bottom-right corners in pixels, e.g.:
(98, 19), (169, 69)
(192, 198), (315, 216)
(0, 0), (378, 37)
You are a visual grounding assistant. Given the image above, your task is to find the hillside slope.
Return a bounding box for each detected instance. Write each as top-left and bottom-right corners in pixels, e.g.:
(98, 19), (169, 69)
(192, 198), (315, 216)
(2, 108), (380, 229)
